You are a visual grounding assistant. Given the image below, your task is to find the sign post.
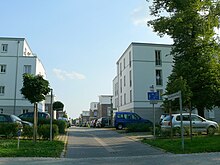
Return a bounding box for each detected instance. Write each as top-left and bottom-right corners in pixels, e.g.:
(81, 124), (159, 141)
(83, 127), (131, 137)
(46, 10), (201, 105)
(147, 89), (159, 138)
(167, 91), (184, 151)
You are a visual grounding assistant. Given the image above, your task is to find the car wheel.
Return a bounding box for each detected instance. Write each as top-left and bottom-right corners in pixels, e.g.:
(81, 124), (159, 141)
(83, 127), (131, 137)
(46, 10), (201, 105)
(207, 126), (216, 135)
(117, 124), (123, 130)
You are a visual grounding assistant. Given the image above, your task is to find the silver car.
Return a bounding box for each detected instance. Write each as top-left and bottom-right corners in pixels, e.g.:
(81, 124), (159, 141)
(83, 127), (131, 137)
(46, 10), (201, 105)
(161, 113), (219, 135)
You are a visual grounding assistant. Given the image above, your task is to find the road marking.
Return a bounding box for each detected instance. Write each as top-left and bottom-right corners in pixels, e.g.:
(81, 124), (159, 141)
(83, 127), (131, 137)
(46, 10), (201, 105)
(90, 134), (115, 153)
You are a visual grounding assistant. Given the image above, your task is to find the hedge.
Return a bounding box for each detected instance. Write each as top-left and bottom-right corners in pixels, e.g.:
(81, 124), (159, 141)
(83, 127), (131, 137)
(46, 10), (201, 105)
(0, 123), (20, 138)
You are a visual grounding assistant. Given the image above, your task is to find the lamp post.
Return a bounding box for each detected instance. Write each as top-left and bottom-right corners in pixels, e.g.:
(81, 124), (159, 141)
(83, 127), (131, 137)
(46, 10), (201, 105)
(50, 88), (53, 141)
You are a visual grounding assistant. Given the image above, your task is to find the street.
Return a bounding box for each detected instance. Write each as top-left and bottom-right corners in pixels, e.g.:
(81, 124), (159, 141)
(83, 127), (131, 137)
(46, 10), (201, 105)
(65, 127), (165, 158)
(1, 127), (220, 165)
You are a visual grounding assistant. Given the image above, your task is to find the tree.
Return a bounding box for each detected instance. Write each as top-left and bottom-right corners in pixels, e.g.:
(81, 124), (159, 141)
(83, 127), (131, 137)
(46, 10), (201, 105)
(148, 0), (220, 117)
(21, 74), (50, 142)
(53, 101), (64, 111)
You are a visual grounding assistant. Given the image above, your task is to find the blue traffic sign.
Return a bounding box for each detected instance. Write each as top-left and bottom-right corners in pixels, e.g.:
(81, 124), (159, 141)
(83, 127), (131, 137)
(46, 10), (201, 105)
(147, 91), (159, 101)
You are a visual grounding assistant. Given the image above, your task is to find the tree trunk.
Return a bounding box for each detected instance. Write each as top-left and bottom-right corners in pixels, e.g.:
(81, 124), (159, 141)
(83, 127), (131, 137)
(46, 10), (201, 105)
(197, 107), (204, 118)
(33, 103), (38, 142)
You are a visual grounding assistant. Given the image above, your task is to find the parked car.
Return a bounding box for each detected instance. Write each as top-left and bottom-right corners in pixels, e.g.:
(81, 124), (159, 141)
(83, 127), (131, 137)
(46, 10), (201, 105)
(159, 113), (169, 125)
(96, 117), (109, 128)
(18, 111), (50, 120)
(114, 112), (152, 130)
(160, 113), (219, 135)
(0, 113), (33, 127)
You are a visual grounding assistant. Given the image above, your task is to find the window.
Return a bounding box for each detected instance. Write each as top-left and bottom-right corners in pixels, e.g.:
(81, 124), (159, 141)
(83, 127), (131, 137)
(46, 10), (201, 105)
(129, 70), (132, 87)
(155, 50), (161, 66)
(120, 95), (122, 106)
(120, 79), (122, 93)
(120, 63), (122, 76)
(0, 108), (3, 114)
(0, 115), (8, 122)
(130, 90), (132, 102)
(123, 58), (125, 69)
(129, 51), (131, 67)
(22, 109), (28, 114)
(1, 44), (8, 52)
(24, 65), (31, 74)
(124, 93), (126, 104)
(0, 65), (6, 73)
(124, 75), (126, 86)
(156, 70), (162, 85)
(0, 86), (5, 95)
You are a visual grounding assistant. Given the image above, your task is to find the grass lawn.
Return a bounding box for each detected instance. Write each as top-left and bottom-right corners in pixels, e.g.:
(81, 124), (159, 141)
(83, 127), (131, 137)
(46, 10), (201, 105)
(142, 135), (220, 154)
(0, 139), (64, 157)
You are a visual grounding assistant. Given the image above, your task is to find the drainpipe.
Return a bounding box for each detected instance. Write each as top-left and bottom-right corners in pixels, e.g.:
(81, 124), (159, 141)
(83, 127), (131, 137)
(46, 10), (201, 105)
(13, 40), (20, 115)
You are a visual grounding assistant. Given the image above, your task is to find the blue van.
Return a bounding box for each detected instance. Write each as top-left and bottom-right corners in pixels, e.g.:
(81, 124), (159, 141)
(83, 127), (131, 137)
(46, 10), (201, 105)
(114, 112), (152, 130)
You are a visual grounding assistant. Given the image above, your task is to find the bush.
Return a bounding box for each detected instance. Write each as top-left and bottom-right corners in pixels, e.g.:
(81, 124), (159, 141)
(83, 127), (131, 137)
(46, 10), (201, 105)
(0, 123), (20, 138)
(126, 123), (152, 132)
(38, 124), (59, 140)
(22, 125), (33, 139)
(53, 120), (67, 134)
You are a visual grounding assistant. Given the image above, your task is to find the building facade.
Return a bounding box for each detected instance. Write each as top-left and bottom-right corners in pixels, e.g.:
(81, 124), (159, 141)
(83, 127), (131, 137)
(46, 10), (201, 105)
(89, 102), (98, 121)
(97, 95), (113, 119)
(0, 37), (46, 116)
(113, 42), (173, 123)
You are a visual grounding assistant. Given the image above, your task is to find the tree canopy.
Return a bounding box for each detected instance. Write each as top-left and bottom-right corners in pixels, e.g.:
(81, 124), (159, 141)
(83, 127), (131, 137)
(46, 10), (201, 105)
(148, 0), (220, 116)
(21, 74), (50, 104)
(53, 101), (64, 111)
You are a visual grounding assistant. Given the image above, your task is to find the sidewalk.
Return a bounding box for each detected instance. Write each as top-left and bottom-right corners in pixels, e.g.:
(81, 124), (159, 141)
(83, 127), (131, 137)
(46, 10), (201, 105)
(55, 130), (69, 158)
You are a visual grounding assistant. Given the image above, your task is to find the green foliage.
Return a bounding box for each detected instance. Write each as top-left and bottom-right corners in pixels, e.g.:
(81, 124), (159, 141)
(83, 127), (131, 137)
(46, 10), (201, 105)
(20, 74), (50, 104)
(53, 101), (64, 111)
(148, 0), (220, 116)
(126, 123), (152, 132)
(142, 135), (220, 154)
(0, 139), (64, 157)
(38, 124), (59, 140)
(0, 123), (19, 138)
(22, 125), (33, 139)
(53, 120), (67, 134)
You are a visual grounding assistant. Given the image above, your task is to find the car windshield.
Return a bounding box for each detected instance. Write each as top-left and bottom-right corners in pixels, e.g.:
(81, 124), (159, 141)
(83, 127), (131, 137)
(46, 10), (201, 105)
(163, 115), (173, 122)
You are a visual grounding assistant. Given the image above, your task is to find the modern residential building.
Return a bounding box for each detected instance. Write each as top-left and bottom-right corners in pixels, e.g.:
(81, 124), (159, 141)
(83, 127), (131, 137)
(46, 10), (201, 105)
(80, 111), (90, 126)
(89, 102), (98, 121)
(113, 42), (220, 123)
(113, 42), (173, 123)
(0, 37), (47, 116)
(97, 95), (113, 119)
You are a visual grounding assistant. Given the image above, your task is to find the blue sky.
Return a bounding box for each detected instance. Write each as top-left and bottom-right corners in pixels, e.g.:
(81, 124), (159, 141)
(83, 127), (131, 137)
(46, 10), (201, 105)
(1, 0), (172, 119)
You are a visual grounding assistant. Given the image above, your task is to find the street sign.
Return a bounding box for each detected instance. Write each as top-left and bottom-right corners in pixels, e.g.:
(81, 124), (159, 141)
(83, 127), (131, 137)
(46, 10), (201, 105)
(167, 91), (181, 101)
(147, 91), (159, 101)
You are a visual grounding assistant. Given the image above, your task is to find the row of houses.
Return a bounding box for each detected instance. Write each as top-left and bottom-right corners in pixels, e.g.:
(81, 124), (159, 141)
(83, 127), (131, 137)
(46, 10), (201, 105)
(79, 42), (220, 125)
(0, 37), (63, 119)
(77, 95), (113, 126)
(1, 37), (219, 124)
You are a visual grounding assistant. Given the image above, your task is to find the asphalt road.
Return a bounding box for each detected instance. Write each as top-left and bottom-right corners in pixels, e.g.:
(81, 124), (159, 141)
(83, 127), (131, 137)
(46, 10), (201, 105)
(1, 127), (220, 165)
(65, 127), (165, 158)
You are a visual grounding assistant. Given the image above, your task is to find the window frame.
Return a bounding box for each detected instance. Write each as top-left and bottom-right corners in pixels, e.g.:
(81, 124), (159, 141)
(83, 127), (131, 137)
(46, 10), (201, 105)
(0, 65), (6, 73)
(1, 44), (8, 52)
(0, 86), (5, 95)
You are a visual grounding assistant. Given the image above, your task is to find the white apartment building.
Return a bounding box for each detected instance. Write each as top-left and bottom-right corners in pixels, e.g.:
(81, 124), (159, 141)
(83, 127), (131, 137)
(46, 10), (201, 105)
(90, 102), (99, 118)
(113, 42), (173, 123)
(0, 37), (47, 116)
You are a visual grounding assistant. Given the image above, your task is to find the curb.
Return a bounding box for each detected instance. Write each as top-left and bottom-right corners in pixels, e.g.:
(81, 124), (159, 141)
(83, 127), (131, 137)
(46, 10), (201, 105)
(59, 131), (69, 158)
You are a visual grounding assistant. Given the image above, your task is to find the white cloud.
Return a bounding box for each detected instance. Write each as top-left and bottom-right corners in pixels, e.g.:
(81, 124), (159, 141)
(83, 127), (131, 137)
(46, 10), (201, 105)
(53, 68), (86, 80)
(131, 4), (154, 27)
